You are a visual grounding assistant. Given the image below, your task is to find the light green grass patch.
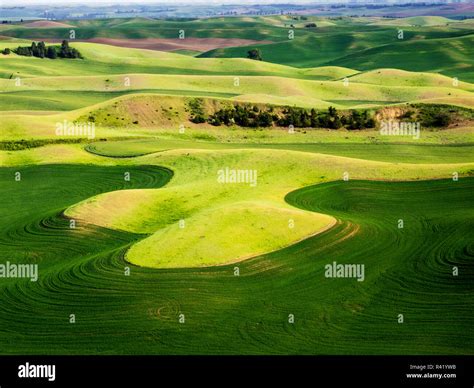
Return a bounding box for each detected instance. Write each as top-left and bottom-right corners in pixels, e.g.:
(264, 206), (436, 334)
(64, 148), (474, 268)
(371, 16), (457, 27)
(128, 201), (335, 268)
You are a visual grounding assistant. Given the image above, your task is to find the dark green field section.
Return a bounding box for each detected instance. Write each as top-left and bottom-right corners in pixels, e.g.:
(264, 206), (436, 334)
(0, 18), (293, 41)
(198, 28), (474, 80)
(86, 138), (474, 164)
(0, 165), (472, 354)
(0, 90), (238, 111)
(324, 34), (474, 81)
(0, 165), (173, 268)
(2, 17), (474, 79)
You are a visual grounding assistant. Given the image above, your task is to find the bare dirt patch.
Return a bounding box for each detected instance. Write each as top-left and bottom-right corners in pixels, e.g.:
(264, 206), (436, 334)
(22, 20), (74, 28)
(45, 37), (273, 53)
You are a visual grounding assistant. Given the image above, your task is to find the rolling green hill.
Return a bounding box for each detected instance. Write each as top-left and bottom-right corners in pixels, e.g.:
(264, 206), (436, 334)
(2, 15), (473, 80)
(86, 138), (474, 164)
(0, 161), (472, 354)
(0, 41), (356, 80)
(327, 34), (474, 82)
(200, 32), (474, 81)
(372, 16), (457, 27)
(2, 68), (474, 113)
(0, 14), (473, 356)
(199, 27), (470, 64)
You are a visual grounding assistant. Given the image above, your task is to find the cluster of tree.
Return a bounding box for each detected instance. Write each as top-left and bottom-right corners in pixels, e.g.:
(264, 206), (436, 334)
(247, 49), (263, 61)
(192, 104), (375, 130)
(188, 98), (207, 123)
(207, 104), (274, 127)
(345, 110), (376, 129)
(1, 48), (10, 55)
(417, 106), (451, 127)
(305, 23), (317, 28)
(400, 105), (458, 128)
(277, 106), (343, 129)
(12, 40), (82, 59)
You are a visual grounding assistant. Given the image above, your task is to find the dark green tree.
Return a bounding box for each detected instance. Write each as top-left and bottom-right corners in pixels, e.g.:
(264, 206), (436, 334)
(247, 49), (262, 61)
(310, 108), (318, 127)
(31, 42), (39, 57)
(37, 41), (46, 58)
(46, 46), (57, 59)
(60, 40), (69, 57)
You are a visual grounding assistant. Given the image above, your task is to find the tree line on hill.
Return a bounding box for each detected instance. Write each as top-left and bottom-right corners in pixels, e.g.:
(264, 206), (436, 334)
(190, 103), (376, 130)
(1, 40), (83, 59)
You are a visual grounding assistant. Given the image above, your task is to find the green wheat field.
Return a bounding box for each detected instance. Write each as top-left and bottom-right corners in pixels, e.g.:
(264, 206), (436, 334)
(0, 14), (473, 355)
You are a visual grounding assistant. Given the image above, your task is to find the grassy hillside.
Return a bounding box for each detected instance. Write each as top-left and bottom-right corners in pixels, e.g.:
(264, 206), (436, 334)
(61, 146), (474, 267)
(0, 14), (472, 356)
(194, 19), (474, 79)
(326, 34), (474, 82)
(86, 138), (474, 164)
(0, 16), (293, 40)
(0, 160), (472, 354)
(349, 68), (474, 89)
(0, 41), (356, 80)
(202, 31), (474, 81)
(2, 16), (473, 79)
(372, 16), (456, 27)
(0, 16), (378, 41)
(2, 70), (474, 113)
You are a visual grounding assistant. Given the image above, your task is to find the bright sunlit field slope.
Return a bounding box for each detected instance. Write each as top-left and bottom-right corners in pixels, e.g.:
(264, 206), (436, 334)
(1, 151), (473, 354)
(59, 145), (474, 269)
(191, 16), (474, 81)
(0, 14), (473, 356)
(2, 71), (474, 113)
(371, 16), (457, 27)
(85, 135), (474, 164)
(0, 40), (354, 80)
(1, 29), (474, 112)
